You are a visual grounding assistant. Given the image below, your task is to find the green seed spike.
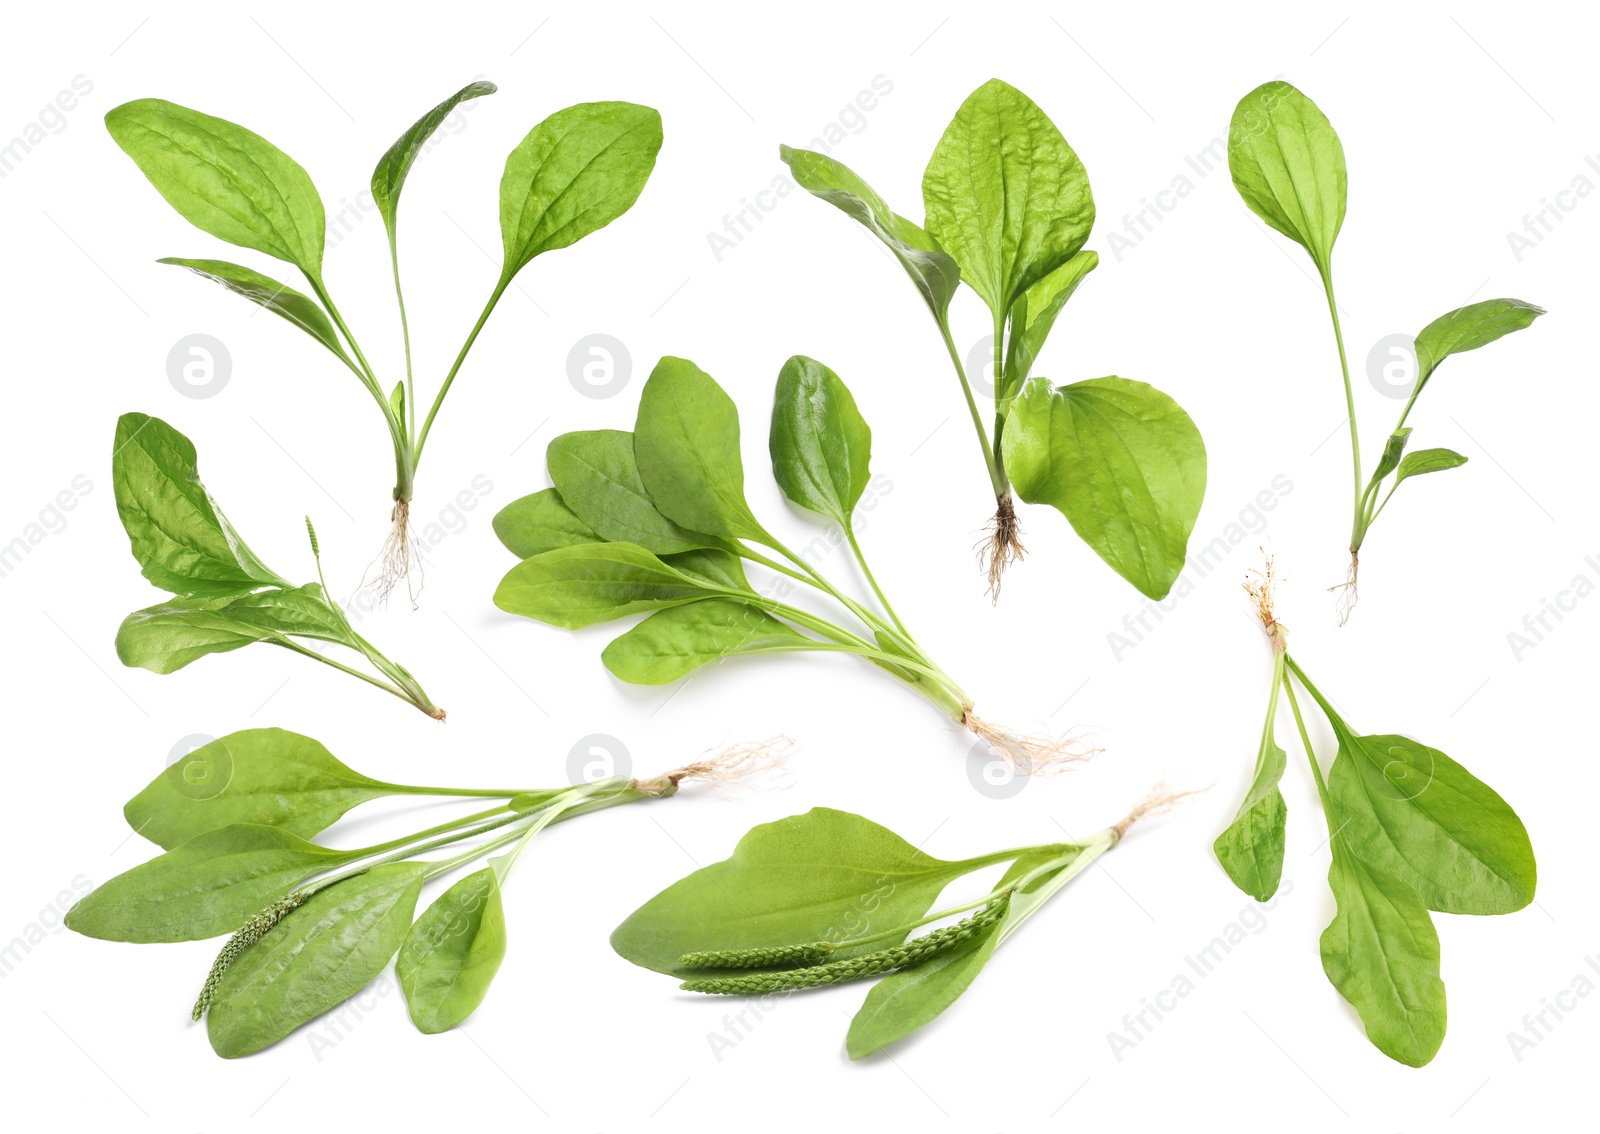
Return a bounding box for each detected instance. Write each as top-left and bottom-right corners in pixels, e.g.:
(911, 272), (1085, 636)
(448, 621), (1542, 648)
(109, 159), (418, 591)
(304, 516), (321, 558)
(679, 941), (835, 970)
(191, 892), (307, 1020)
(680, 896), (1010, 995)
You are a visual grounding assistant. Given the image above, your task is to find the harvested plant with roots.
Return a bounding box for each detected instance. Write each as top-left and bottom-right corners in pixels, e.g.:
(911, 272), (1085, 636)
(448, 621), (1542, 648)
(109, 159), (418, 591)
(493, 354), (1091, 773)
(1226, 81), (1543, 623)
(782, 78), (1206, 600)
(105, 82), (662, 602)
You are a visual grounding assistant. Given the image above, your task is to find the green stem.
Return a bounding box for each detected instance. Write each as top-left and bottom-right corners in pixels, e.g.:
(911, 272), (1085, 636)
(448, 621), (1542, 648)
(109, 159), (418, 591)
(270, 636), (433, 716)
(1320, 270), (1364, 552)
(415, 277), (510, 466)
(388, 241), (417, 441)
(1281, 666), (1334, 816)
(937, 318), (1005, 497)
(306, 275), (403, 448)
(845, 526), (913, 642)
(759, 533), (920, 657)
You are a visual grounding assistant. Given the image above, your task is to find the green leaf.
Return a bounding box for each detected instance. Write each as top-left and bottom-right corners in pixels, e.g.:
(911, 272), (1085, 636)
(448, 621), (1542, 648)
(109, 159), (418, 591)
(611, 808), (985, 978)
(492, 489), (601, 559)
(499, 101), (662, 280)
(1371, 427), (1412, 484)
(1002, 376), (1206, 599)
(602, 599), (803, 684)
(113, 413), (288, 598)
(1227, 81), (1346, 274)
(634, 357), (769, 541)
(493, 542), (723, 630)
(1002, 250), (1099, 400)
(1320, 839), (1446, 1067)
(65, 825), (350, 943)
(123, 728), (394, 850)
(779, 145), (959, 319)
(1414, 299), (1545, 386)
(106, 98), (326, 276)
(157, 258), (350, 365)
(116, 585), (346, 674)
(1327, 732), (1536, 915)
(389, 381), (405, 422)
(1214, 674), (1288, 902)
(1395, 448), (1468, 485)
(207, 863), (428, 1058)
(396, 867), (508, 1034)
(661, 548), (752, 592)
(922, 79), (1094, 317)
(547, 430), (723, 554)
(769, 355), (873, 527)
(372, 81), (497, 245)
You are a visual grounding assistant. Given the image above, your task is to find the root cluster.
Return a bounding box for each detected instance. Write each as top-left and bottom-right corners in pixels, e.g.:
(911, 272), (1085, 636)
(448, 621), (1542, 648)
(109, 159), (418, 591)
(638, 736), (792, 797)
(364, 497), (424, 609)
(1329, 551), (1360, 626)
(1243, 552), (1289, 653)
(978, 495), (1025, 602)
(963, 711), (1096, 775)
(1112, 782), (1206, 841)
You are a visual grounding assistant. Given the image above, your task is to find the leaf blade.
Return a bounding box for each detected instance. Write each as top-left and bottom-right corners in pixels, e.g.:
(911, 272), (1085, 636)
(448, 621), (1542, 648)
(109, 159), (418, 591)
(372, 81), (497, 242)
(396, 867), (508, 1034)
(769, 355), (873, 527)
(1227, 81), (1346, 273)
(602, 599), (803, 685)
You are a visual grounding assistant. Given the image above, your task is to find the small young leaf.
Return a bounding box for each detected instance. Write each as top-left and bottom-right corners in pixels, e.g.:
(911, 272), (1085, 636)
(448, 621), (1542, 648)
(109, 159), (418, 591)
(1414, 298), (1545, 386)
(1371, 427), (1413, 484)
(492, 489), (601, 559)
(634, 357), (769, 541)
(547, 430), (722, 554)
(493, 542), (723, 630)
(389, 381), (405, 422)
(105, 99), (326, 276)
(1002, 250), (1099, 399)
(769, 355), (873, 528)
(157, 258), (350, 364)
(1002, 376), (1206, 599)
(1214, 679), (1288, 902)
(602, 599), (803, 684)
(206, 863), (428, 1058)
(1227, 82), (1346, 274)
(396, 867), (508, 1034)
(922, 79), (1094, 317)
(1394, 448), (1468, 485)
(779, 145), (959, 319)
(124, 728), (393, 849)
(372, 81), (497, 245)
(499, 101), (662, 281)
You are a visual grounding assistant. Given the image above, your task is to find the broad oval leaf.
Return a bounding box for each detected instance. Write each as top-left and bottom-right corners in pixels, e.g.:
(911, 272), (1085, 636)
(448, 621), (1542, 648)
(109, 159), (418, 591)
(116, 598), (278, 674)
(124, 728), (393, 850)
(547, 429), (722, 554)
(1002, 250), (1099, 400)
(1395, 448), (1468, 485)
(611, 808), (984, 978)
(372, 80), (497, 242)
(64, 824), (350, 943)
(922, 79), (1094, 317)
(1414, 298), (1545, 385)
(106, 99), (326, 275)
(207, 863), (428, 1058)
(113, 413), (288, 598)
(634, 357), (768, 541)
(158, 258), (349, 364)
(1320, 841), (1446, 1067)
(396, 867), (508, 1034)
(492, 488), (600, 559)
(602, 599), (803, 685)
(1214, 678), (1288, 902)
(493, 541), (723, 630)
(1327, 733), (1535, 914)
(779, 145), (959, 318)
(1228, 81), (1346, 274)
(1002, 376), (1206, 600)
(769, 355), (873, 527)
(499, 101), (662, 280)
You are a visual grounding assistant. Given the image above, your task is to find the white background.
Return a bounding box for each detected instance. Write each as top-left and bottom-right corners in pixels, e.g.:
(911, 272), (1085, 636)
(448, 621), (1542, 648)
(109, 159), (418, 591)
(2, 2), (1594, 1129)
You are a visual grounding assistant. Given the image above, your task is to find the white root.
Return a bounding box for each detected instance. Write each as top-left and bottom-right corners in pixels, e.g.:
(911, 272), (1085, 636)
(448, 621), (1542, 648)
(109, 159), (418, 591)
(636, 736), (793, 797)
(1328, 551), (1359, 626)
(363, 497), (425, 609)
(962, 711), (1097, 776)
(1112, 782), (1206, 841)
(1244, 551), (1289, 653)
(977, 496), (1025, 602)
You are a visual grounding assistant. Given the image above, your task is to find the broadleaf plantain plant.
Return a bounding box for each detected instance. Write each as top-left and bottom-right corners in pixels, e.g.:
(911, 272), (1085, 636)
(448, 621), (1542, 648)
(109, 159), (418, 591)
(1226, 81), (1543, 622)
(781, 78), (1206, 599)
(105, 82), (662, 600)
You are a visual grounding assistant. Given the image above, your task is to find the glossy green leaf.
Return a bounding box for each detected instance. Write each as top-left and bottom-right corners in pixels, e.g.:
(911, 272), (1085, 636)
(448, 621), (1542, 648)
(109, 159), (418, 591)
(779, 145), (959, 319)
(769, 356), (873, 527)
(499, 101), (662, 280)
(116, 585), (347, 674)
(124, 728), (393, 850)
(1414, 299), (1545, 387)
(65, 825), (349, 943)
(389, 381), (405, 423)
(611, 808), (984, 978)
(492, 488), (600, 559)
(113, 413), (288, 598)
(634, 357), (768, 541)
(547, 430), (721, 554)
(1002, 376), (1206, 599)
(1320, 839), (1446, 1067)
(396, 867), (507, 1034)
(372, 81), (497, 245)
(922, 79), (1094, 316)
(1002, 250), (1099, 400)
(602, 599), (803, 684)
(207, 863), (428, 1058)
(157, 258), (349, 364)
(1395, 448), (1468, 485)
(1327, 733), (1535, 914)
(1371, 428), (1412, 484)
(1214, 673), (1288, 902)
(106, 98), (326, 276)
(493, 541), (723, 630)
(1228, 81), (1345, 274)
(661, 548), (752, 592)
